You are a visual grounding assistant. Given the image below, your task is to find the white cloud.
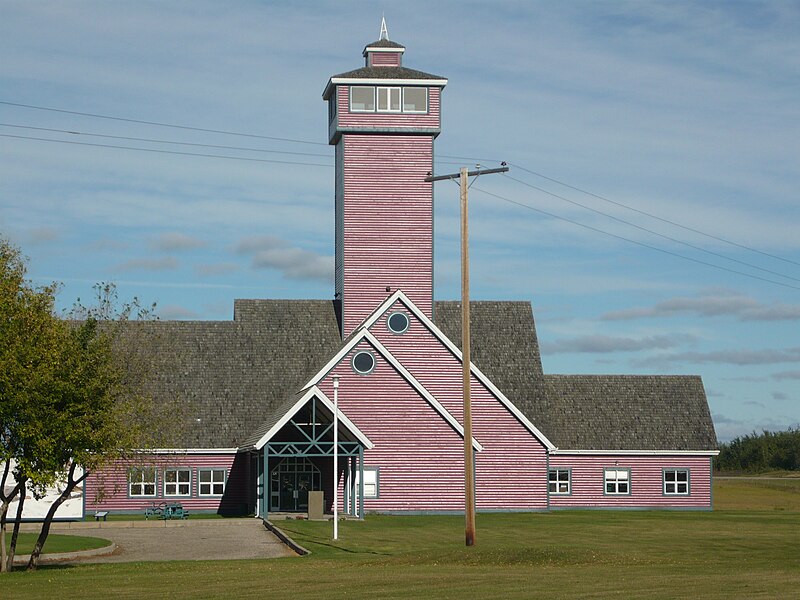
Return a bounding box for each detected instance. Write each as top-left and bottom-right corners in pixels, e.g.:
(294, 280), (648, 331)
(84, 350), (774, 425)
(158, 304), (200, 320)
(235, 235), (332, 283)
(542, 333), (695, 354)
(194, 262), (239, 277)
(115, 256), (179, 272)
(636, 347), (800, 368)
(152, 232), (207, 252)
(603, 290), (800, 322)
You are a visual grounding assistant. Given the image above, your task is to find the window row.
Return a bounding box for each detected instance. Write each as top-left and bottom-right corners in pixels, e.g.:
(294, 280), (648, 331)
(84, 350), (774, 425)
(128, 467), (227, 498)
(548, 468), (691, 496)
(350, 86), (428, 113)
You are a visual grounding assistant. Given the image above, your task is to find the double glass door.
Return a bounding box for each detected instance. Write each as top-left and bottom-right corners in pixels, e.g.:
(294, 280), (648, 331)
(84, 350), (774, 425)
(270, 457), (321, 512)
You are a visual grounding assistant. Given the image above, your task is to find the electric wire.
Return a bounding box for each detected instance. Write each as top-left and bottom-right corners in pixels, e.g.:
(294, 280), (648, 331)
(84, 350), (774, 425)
(0, 133), (334, 168)
(502, 173), (800, 284)
(2, 101), (797, 276)
(0, 124), (333, 158)
(0, 100), (329, 146)
(508, 162), (800, 269)
(471, 184), (800, 292)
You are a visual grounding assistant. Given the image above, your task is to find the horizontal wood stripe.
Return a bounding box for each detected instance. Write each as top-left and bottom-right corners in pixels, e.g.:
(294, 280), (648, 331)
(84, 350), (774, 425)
(548, 455), (712, 508)
(340, 134), (434, 334)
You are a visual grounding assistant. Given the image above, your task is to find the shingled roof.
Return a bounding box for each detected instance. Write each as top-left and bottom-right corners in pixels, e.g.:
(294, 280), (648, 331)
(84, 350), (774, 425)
(328, 65), (447, 81)
(363, 39), (406, 50)
(143, 300), (341, 448)
(140, 298), (716, 452)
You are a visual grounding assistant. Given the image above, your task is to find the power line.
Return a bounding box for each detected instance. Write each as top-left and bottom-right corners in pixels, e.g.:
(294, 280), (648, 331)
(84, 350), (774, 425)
(0, 133), (334, 168)
(442, 153), (800, 270)
(0, 123), (333, 158)
(471, 184), (800, 292)
(502, 173), (800, 284)
(3, 101), (796, 273)
(509, 163), (800, 268)
(0, 100), (329, 146)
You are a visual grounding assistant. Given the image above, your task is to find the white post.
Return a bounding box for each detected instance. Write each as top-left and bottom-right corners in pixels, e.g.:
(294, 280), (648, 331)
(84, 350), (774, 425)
(332, 375), (339, 540)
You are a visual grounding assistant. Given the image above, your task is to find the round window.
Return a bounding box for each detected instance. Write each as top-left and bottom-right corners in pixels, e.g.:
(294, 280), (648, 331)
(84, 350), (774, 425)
(352, 351), (375, 375)
(387, 311), (410, 334)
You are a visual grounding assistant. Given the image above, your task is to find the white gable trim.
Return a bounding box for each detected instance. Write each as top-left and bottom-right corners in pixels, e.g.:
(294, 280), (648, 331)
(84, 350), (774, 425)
(362, 290), (557, 450)
(252, 386), (374, 451)
(550, 449), (720, 456)
(302, 325), (483, 452)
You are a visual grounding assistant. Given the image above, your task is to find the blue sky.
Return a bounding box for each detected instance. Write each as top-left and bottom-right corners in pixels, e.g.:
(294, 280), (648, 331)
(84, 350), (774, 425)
(2, 1), (798, 442)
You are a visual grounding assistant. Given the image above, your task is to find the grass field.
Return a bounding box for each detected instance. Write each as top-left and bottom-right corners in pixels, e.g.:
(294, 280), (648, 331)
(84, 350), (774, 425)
(2, 533), (110, 556)
(4, 478), (800, 599)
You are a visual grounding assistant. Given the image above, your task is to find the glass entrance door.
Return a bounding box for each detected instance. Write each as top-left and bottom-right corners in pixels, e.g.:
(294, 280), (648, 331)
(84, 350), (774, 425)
(270, 457), (321, 512)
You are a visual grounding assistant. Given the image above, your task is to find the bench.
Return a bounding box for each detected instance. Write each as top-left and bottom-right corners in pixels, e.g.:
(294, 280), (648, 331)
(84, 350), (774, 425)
(163, 503), (189, 520)
(144, 503), (164, 519)
(94, 511), (109, 521)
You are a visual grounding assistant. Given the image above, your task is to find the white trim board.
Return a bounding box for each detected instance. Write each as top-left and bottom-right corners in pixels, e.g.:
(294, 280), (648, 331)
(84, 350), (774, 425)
(302, 326), (483, 452)
(549, 449), (720, 456)
(251, 386), (374, 452)
(360, 290), (557, 450)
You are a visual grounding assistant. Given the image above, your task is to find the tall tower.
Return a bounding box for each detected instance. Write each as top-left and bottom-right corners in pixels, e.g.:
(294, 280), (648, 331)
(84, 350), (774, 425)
(323, 24), (447, 336)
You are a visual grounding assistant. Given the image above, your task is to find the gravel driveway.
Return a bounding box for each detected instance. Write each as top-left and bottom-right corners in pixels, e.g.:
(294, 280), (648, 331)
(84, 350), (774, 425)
(37, 518), (296, 563)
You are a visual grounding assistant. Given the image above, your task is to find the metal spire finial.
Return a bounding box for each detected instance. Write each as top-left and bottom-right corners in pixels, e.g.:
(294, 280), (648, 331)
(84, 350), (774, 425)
(380, 15), (389, 40)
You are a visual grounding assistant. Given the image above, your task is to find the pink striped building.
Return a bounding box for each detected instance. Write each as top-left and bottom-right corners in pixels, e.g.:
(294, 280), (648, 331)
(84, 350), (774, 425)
(83, 26), (717, 519)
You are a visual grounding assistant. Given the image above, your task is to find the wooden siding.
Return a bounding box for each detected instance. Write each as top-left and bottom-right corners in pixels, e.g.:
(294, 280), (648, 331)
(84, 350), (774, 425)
(369, 52), (402, 67)
(340, 134), (434, 335)
(337, 85), (441, 130)
(548, 455), (712, 509)
(84, 452), (251, 515)
(367, 300), (549, 510)
(318, 340), (468, 512)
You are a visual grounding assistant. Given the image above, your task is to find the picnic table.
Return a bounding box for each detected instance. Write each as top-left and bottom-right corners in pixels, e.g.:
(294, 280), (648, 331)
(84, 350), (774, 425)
(145, 502), (189, 520)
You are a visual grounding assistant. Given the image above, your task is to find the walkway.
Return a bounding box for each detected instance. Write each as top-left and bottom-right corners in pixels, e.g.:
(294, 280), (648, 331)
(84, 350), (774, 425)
(20, 518), (296, 564)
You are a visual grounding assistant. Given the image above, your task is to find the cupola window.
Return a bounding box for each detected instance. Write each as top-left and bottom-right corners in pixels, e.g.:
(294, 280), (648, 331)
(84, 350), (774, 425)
(377, 87), (401, 112)
(402, 87), (427, 113)
(350, 86), (376, 112)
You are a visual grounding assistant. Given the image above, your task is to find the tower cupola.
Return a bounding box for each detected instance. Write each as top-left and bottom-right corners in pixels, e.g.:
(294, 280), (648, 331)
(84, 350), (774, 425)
(323, 22), (447, 336)
(362, 18), (406, 67)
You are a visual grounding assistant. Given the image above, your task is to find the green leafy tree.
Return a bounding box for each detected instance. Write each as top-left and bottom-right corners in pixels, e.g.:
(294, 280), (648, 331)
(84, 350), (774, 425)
(0, 238), (64, 572)
(1, 239), (177, 571)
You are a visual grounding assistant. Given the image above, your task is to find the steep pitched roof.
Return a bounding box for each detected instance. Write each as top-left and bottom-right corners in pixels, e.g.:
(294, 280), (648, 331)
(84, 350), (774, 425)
(138, 297), (717, 453)
(432, 302), (717, 452)
(142, 300), (341, 448)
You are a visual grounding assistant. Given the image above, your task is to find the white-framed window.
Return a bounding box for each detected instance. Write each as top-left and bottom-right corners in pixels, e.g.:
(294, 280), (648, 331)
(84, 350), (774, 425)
(349, 86), (428, 114)
(402, 87), (427, 113)
(357, 467), (379, 499)
(604, 468), (630, 495)
(128, 467), (157, 497)
(198, 468), (227, 496)
(377, 86), (401, 112)
(387, 311), (410, 334)
(352, 350), (376, 375)
(548, 469), (571, 495)
(163, 468), (191, 497)
(350, 86), (375, 112)
(663, 469), (690, 495)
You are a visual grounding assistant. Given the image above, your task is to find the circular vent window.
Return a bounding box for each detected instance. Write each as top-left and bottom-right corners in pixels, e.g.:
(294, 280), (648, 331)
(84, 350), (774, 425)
(387, 311), (410, 334)
(352, 350), (375, 375)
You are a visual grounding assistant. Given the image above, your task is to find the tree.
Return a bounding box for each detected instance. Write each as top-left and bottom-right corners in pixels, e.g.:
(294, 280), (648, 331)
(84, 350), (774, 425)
(1, 238), (175, 571)
(0, 238), (64, 572)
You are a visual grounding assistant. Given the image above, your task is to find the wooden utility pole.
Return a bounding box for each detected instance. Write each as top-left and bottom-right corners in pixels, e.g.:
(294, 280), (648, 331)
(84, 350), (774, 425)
(425, 164), (508, 546)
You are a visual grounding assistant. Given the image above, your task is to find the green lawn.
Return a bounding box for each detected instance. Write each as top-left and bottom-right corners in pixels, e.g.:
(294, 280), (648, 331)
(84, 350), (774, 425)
(4, 479), (800, 599)
(2, 533), (110, 555)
